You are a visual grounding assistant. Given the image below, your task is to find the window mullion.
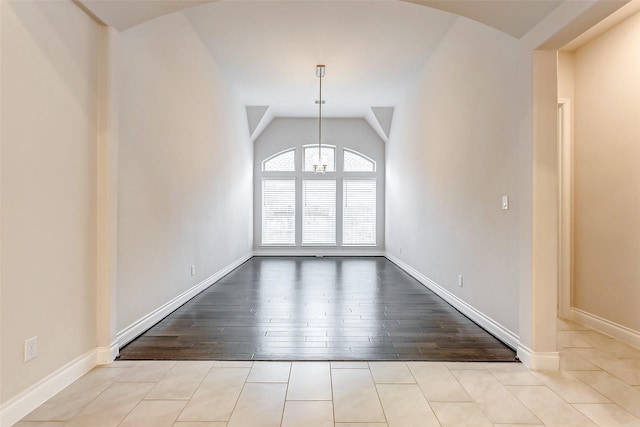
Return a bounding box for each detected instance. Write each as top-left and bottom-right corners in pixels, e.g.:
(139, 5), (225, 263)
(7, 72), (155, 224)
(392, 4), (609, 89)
(259, 144), (379, 249)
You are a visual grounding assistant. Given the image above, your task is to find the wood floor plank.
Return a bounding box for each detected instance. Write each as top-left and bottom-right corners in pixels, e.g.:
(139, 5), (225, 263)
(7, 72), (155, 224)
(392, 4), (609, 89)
(119, 257), (516, 362)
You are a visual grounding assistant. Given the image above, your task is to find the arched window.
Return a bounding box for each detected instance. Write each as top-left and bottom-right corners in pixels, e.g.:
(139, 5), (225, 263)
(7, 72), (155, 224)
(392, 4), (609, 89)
(256, 141), (382, 249)
(343, 148), (375, 172)
(263, 148), (295, 171)
(303, 145), (336, 172)
(262, 148), (296, 245)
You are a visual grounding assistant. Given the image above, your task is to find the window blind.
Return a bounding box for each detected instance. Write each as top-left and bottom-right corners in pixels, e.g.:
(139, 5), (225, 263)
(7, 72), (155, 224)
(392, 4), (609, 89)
(343, 180), (376, 246)
(262, 179), (295, 245)
(302, 180), (336, 245)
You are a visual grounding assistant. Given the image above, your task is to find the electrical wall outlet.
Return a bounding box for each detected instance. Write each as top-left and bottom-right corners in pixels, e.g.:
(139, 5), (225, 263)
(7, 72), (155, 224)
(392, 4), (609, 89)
(25, 336), (38, 362)
(190, 265), (196, 276)
(458, 275), (464, 287)
(502, 195), (509, 210)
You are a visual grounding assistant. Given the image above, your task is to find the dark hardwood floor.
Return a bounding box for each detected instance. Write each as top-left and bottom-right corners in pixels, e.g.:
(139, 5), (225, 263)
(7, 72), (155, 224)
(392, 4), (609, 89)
(119, 257), (517, 361)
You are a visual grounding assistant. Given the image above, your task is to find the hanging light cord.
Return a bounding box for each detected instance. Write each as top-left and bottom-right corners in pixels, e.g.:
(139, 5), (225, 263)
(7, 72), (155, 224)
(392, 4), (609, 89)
(318, 69), (323, 166)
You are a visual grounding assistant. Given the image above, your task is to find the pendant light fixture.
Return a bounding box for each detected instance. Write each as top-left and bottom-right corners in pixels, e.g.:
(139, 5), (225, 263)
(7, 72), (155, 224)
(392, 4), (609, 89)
(313, 64), (327, 174)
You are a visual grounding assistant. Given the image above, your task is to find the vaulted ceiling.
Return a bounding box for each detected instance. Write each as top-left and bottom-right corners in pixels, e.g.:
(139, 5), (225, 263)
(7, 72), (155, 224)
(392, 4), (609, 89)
(76, 0), (622, 131)
(78, 0), (565, 37)
(181, 1), (457, 118)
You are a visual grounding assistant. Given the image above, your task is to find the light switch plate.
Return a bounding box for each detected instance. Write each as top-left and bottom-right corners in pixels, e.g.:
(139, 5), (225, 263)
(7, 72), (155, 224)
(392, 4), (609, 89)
(502, 196), (509, 210)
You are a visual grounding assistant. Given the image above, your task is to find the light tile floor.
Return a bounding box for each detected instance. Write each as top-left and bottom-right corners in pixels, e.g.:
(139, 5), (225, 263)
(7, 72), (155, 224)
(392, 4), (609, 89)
(16, 319), (640, 426)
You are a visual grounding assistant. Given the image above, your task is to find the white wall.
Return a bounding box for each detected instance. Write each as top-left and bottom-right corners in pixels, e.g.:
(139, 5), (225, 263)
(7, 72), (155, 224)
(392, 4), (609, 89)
(572, 11), (640, 332)
(1, 0), (100, 403)
(386, 17), (521, 335)
(253, 118), (385, 253)
(117, 12), (253, 332)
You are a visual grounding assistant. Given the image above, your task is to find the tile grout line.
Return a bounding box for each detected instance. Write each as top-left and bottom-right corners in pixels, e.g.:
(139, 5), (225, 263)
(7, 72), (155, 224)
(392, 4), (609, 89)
(278, 362), (293, 427)
(171, 361), (216, 423)
(369, 362), (390, 426)
(545, 368), (611, 405)
(215, 365), (251, 425)
(115, 373), (162, 426)
(113, 361), (178, 425)
(330, 363), (337, 427)
(406, 361), (445, 427)
(25, 320), (640, 426)
(31, 366), (127, 424)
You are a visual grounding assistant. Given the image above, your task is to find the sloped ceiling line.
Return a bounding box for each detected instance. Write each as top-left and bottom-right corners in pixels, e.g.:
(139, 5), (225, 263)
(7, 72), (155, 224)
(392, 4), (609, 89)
(403, 0), (564, 39)
(76, 0), (627, 122)
(371, 107), (395, 139)
(246, 106), (270, 138)
(75, 0), (563, 120)
(78, 0), (564, 38)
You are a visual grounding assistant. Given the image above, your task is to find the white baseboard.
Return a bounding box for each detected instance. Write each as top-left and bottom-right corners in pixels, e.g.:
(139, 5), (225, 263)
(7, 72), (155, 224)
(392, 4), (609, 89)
(253, 248), (385, 257)
(0, 253), (254, 427)
(0, 349), (97, 427)
(96, 341), (120, 365)
(517, 344), (560, 370)
(116, 252), (253, 347)
(572, 307), (640, 349)
(385, 253), (520, 350)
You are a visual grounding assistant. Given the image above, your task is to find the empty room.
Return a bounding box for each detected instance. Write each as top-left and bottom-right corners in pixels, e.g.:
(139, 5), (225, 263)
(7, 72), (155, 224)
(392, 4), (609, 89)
(1, 0), (639, 426)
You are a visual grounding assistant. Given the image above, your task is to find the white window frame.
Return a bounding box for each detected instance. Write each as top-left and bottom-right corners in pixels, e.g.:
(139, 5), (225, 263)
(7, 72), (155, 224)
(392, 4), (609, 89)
(257, 142), (382, 249)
